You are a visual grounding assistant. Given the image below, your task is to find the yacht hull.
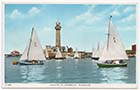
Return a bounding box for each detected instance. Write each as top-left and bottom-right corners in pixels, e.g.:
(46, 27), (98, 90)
(55, 57), (66, 60)
(19, 61), (44, 65)
(92, 57), (99, 60)
(97, 63), (127, 68)
(74, 57), (80, 59)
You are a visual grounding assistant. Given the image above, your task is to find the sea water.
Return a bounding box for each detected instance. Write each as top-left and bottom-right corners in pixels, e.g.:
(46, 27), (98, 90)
(5, 56), (136, 83)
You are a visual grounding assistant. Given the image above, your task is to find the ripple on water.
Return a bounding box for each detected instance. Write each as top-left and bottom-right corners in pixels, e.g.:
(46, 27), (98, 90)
(5, 57), (136, 83)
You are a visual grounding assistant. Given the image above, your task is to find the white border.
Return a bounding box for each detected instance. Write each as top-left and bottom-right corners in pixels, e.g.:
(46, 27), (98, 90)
(1, 0), (138, 89)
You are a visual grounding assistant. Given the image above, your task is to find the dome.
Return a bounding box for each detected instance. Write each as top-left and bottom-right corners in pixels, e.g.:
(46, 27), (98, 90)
(56, 20), (60, 25)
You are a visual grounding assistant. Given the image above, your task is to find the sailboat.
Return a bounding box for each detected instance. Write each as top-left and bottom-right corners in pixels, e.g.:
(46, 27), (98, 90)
(55, 47), (65, 59)
(66, 53), (73, 59)
(92, 42), (101, 60)
(19, 28), (46, 65)
(74, 48), (81, 59)
(65, 46), (73, 59)
(45, 48), (49, 59)
(97, 16), (128, 68)
(91, 48), (95, 58)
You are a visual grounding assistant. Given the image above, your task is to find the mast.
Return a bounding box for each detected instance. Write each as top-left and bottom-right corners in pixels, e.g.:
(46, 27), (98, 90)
(97, 42), (99, 51)
(107, 16), (112, 50)
(27, 27), (34, 60)
(97, 42), (100, 57)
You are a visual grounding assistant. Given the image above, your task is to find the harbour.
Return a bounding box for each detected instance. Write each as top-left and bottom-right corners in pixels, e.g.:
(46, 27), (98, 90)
(5, 56), (136, 83)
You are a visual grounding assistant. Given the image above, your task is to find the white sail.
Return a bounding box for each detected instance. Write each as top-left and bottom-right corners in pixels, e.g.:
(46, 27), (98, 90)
(92, 42), (102, 58)
(55, 47), (63, 58)
(98, 43), (103, 58)
(74, 48), (80, 58)
(94, 43), (99, 58)
(98, 43), (107, 62)
(45, 48), (49, 58)
(91, 48), (95, 57)
(66, 46), (73, 59)
(20, 47), (28, 61)
(20, 28), (46, 61)
(99, 17), (128, 62)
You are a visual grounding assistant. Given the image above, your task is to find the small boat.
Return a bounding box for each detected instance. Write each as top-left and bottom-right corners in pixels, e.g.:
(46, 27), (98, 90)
(12, 61), (19, 65)
(92, 42), (102, 60)
(97, 16), (128, 68)
(19, 28), (46, 65)
(74, 48), (81, 59)
(55, 47), (65, 59)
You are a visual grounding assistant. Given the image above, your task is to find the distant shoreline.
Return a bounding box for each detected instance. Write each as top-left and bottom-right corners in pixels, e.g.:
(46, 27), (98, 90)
(4, 52), (135, 59)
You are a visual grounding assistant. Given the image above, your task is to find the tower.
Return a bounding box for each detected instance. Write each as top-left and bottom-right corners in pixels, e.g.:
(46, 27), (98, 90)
(55, 20), (61, 48)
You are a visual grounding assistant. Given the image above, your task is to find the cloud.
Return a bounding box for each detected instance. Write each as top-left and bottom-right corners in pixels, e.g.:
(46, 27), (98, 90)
(66, 5), (136, 33)
(86, 5), (96, 13)
(70, 5), (122, 26)
(28, 7), (40, 15)
(66, 5), (114, 32)
(75, 12), (101, 25)
(111, 11), (120, 16)
(110, 5), (122, 16)
(123, 6), (135, 13)
(75, 5), (96, 21)
(120, 13), (135, 23)
(69, 5), (101, 27)
(9, 9), (22, 19)
(9, 7), (41, 19)
(118, 25), (136, 31)
(110, 6), (135, 16)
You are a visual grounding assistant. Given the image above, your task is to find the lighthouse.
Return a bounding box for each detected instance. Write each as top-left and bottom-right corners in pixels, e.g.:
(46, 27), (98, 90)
(55, 20), (61, 48)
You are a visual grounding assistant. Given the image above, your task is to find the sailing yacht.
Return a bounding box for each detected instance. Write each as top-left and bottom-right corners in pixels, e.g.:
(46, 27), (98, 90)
(97, 16), (128, 68)
(74, 48), (81, 59)
(66, 46), (73, 59)
(66, 52), (73, 59)
(91, 48), (95, 58)
(92, 42), (101, 60)
(55, 47), (65, 59)
(19, 28), (46, 65)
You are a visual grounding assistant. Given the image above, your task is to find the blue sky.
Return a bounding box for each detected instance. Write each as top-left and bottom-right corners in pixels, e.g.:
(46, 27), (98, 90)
(5, 4), (136, 53)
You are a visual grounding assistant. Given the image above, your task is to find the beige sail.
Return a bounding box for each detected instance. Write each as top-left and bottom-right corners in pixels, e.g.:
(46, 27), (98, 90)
(92, 42), (102, 58)
(55, 47), (63, 58)
(20, 28), (46, 61)
(74, 48), (80, 58)
(20, 47), (28, 61)
(99, 17), (128, 62)
(92, 48), (95, 57)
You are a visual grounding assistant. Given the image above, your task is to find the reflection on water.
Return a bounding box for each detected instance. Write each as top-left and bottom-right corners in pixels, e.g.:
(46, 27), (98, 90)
(98, 67), (128, 83)
(55, 60), (63, 82)
(20, 65), (46, 83)
(5, 57), (136, 83)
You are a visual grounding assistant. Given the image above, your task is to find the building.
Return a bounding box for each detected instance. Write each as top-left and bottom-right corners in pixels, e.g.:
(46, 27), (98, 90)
(55, 20), (61, 48)
(11, 50), (20, 56)
(132, 44), (136, 52)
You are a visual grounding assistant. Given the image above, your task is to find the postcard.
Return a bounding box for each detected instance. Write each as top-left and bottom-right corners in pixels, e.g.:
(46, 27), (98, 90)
(1, 0), (137, 89)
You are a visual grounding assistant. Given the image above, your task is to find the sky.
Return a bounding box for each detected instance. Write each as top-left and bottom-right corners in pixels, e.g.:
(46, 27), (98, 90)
(5, 4), (136, 53)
